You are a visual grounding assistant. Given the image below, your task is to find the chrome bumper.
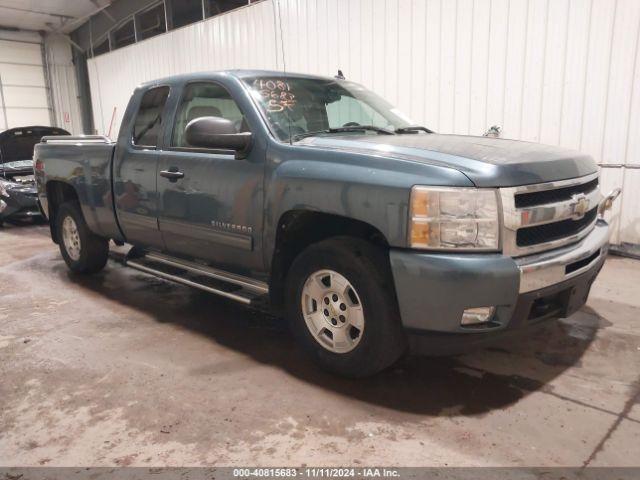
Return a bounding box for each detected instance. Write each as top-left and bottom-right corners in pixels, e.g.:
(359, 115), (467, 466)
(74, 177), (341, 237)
(515, 220), (609, 293)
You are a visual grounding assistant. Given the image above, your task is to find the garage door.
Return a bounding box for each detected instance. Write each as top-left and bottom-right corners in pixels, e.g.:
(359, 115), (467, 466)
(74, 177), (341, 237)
(0, 39), (52, 130)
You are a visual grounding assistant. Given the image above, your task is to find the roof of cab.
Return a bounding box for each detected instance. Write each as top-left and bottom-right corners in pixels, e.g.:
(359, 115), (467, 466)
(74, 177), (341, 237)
(138, 69), (338, 89)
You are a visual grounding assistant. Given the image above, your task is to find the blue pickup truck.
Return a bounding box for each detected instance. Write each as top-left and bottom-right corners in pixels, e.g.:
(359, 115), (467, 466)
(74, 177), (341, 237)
(33, 70), (619, 377)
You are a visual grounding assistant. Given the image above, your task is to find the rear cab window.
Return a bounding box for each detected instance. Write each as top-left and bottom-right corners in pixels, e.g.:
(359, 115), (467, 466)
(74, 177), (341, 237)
(132, 86), (170, 147)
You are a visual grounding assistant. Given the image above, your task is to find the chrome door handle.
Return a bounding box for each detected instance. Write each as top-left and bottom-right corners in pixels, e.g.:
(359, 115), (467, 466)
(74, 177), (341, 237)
(159, 168), (184, 182)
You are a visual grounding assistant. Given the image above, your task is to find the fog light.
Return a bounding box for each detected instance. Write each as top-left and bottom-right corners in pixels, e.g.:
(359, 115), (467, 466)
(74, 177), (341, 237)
(461, 307), (495, 326)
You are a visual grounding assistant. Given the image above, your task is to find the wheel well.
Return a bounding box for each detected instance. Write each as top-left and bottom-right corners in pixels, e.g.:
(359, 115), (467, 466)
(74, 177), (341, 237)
(46, 181), (79, 243)
(269, 210), (389, 311)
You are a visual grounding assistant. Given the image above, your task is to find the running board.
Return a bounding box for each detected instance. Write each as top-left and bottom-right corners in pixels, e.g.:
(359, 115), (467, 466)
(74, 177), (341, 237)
(124, 252), (268, 306)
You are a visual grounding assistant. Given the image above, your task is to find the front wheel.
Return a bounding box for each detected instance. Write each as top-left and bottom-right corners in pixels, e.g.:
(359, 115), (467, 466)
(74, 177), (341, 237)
(56, 202), (109, 274)
(285, 237), (407, 377)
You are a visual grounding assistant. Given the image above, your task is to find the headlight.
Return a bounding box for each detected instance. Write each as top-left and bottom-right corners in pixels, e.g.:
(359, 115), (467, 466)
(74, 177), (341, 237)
(0, 180), (10, 198)
(0, 179), (22, 198)
(409, 186), (500, 250)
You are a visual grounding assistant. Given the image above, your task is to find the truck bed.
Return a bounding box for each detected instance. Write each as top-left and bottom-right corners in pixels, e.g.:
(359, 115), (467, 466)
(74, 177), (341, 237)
(34, 135), (123, 241)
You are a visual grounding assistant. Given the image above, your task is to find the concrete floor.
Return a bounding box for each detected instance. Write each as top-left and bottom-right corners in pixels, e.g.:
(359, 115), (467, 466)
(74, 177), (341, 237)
(1, 222), (639, 467)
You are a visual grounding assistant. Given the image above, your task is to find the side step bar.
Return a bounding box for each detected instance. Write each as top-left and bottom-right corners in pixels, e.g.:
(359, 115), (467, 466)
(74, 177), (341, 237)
(123, 251), (268, 306)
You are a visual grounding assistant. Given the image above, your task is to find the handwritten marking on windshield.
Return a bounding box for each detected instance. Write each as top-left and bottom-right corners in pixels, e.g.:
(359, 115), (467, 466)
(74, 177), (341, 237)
(253, 79), (297, 112)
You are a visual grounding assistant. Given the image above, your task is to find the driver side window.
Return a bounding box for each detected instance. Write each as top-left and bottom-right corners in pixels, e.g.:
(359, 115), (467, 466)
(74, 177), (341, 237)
(326, 95), (389, 129)
(172, 82), (248, 148)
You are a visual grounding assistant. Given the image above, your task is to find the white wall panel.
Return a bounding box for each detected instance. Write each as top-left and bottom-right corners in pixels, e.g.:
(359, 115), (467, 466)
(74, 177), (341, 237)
(5, 109), (51, 128)
(627, 12), (640, 168)
(539, 0), (569, 146)
(44, 35), (84, 134)
(558, 0), (591, 151)
(519, 0), (547, 143)
(620, 170), (640, 246)
(468, 0), (491, 137)
(601, 0), (640, 166)
(3, 86), (48, 108)
(0, 38), (51, 130)
(87, 0), (640, 245)
(485, 0), (509, 133)
(0, 65), (46, 87)
(502, 0), (528, 139)
(0, 40), (41, 64)
(453, 0), (473, 135)
(580, 0), (616, 161)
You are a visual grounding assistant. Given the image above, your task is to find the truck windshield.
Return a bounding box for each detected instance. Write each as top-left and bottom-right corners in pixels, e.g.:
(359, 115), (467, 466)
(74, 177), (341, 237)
(243, 76), (415, 142)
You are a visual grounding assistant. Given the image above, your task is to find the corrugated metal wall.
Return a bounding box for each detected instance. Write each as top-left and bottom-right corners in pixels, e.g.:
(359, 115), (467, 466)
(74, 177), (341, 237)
(87, 0), (640, 246)
(44, 35), (84, 134)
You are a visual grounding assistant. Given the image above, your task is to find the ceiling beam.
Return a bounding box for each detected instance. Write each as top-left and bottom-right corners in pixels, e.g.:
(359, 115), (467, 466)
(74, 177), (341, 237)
(0, 5), (75, 21)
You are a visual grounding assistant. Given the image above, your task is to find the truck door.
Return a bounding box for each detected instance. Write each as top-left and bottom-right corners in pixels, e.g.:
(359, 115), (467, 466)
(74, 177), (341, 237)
(156, 81), (265, 275)
(113, 86), (170, 249)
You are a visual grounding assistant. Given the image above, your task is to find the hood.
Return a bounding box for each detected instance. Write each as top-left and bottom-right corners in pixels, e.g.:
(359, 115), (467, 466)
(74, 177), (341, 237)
(0, 126), (70, 164)
(296, 134), (598, 187)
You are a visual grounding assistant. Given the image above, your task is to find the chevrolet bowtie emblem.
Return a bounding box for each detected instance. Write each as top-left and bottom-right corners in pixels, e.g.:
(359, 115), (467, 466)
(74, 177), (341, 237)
(571, 193), (590, 220)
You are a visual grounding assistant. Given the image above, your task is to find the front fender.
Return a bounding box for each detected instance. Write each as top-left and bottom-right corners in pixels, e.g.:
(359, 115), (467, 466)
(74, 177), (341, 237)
(263, 148), (474, 262)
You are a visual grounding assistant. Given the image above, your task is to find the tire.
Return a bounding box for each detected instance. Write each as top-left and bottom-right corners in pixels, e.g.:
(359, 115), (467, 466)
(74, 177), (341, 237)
(285, 237), (407, 378)
(56, 201), (109, 274)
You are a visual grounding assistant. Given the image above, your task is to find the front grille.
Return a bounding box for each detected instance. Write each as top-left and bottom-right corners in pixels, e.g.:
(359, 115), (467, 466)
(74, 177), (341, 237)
(516, 207), (597, 247)
(515, 178), (599, 208)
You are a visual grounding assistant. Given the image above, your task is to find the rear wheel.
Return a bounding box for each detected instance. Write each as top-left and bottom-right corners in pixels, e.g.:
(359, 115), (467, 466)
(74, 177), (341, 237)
(56, 202), (109, 274)
(285, 237), (407, 377)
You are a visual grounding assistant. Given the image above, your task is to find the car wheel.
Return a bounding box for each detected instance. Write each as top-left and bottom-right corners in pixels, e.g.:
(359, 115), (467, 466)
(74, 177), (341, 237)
(56, 202), (109, 274)
(285, 237), (407, 377)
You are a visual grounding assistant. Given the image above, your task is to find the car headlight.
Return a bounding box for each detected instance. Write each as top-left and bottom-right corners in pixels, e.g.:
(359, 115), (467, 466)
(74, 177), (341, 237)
(0, 180), (11, 198)
(0, 179), (23, 198)
(409, 186), (500, 250)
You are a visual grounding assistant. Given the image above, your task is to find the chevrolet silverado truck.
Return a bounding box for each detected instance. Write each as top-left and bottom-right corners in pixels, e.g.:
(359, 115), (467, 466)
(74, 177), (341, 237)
(33, 70), (620, 377)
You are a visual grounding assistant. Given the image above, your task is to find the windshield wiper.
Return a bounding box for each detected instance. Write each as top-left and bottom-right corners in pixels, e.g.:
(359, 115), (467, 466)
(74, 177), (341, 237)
(292, 125), (394, 141)
(394, 125), (434, 134)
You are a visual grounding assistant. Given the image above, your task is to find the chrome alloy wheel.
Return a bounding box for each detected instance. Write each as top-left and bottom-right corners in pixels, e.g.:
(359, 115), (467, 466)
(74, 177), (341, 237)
(301, 269), (365, 353)
(62, 215), (81, 261)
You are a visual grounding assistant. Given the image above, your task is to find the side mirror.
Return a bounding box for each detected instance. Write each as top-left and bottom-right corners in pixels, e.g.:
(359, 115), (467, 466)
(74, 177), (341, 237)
(185, 116), (252, 157)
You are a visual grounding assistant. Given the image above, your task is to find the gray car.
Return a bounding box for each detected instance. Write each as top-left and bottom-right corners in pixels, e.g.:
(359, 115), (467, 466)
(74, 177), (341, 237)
(0, 126), (69, 226)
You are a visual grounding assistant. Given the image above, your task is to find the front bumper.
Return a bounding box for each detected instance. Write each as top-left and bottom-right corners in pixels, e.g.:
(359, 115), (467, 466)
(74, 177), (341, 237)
(0, 185), (41, 221)
(390, 220), (609, 342)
